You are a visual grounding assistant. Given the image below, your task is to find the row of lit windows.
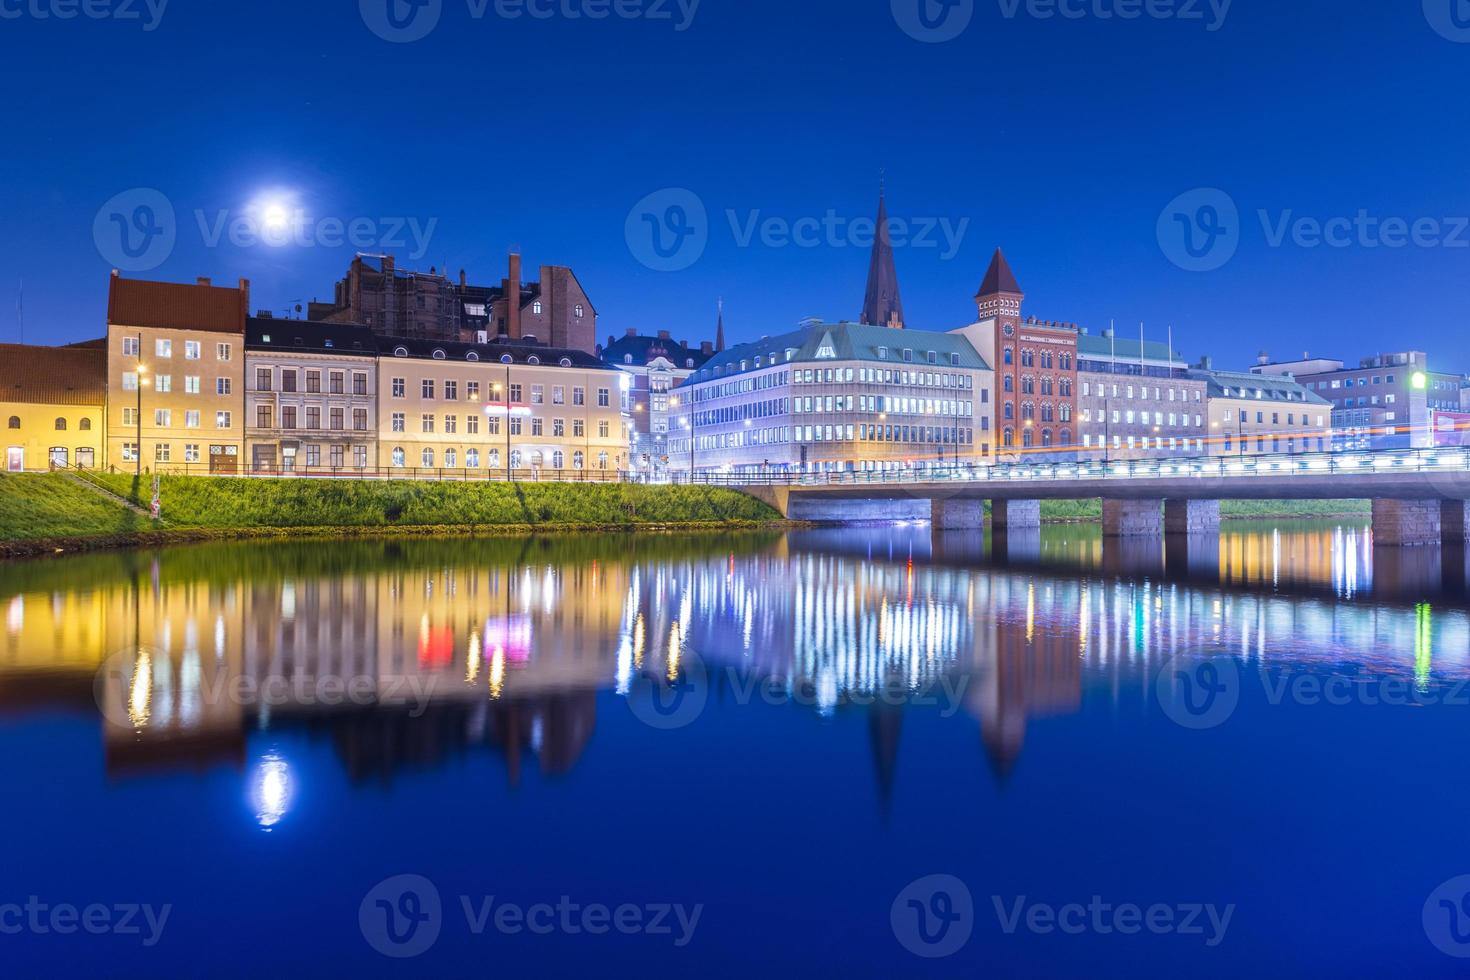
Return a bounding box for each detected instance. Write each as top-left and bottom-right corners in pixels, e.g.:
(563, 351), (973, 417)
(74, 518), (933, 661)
(388, 378), (609, 407)
(681, 424), (976, 452)
(1001, 402), (1073, 422)
(122, 337), (232, 361)
(253, 367), (369, 395)
(121, 373), (230, 395)
(255, 406), (370, 431)
(1080, 410), (1204, 428)
(1002, 348), (1074, 370)
(387, 447), (609, 470)
(120, 408), (232, 429)
(1082, 381), (1203, 402)
(1004, 376), (1073, 396)
(389, 413), (608, 439)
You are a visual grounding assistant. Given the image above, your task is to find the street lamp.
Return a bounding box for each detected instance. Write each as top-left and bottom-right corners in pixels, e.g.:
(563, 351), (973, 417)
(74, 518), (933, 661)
(135, 360), (148, 478)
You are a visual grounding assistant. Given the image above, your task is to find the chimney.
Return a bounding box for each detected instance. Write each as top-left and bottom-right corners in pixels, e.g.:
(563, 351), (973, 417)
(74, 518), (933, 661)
(1257, 350), (1270, 366)
(626, 328), (637, 337)
(238, 278), (251, 322)
(1198, 355), (1214, 371)
(680, 339), (688, 348)
(197, 276), (212, 287)
(460, 269), (467, 289)
(382, 255), (395, 276)
(505, 252), (522, 339)
(608, 335), (616, 348)
(658, 330), (671, 340)
(700, 341), (713, 354)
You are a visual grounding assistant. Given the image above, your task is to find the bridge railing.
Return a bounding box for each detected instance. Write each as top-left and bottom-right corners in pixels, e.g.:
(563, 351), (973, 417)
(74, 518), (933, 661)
(694, 446), (1470, 488)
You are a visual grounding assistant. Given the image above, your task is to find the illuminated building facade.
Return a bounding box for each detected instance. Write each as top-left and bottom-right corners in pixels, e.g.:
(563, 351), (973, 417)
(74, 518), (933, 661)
(0, 341), (106, 471)
(375, 336), (626, 474)
(1076, 330), (1209, 460)
(671, 321), (994, 476)
(1197, 369), (1332, 456)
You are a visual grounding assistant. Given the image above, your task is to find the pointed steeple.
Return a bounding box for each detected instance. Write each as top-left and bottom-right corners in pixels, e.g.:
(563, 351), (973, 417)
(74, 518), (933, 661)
(715, 297), (726, 352)
(861, 178), (905, 330)
(976, 247), (1022, 299)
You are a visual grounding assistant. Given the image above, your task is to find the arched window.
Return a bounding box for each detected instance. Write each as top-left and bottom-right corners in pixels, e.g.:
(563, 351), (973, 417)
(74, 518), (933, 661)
(444, 448), (457, 468)
(1060, 428), (1072, 445)
(79, 418), (92, 431)
(1042, 429), (1053, 448)
(1003, 348), (1013, 366)
(532, 301), (543, 315)
(54, 418), (67, 430)
(575, 304), (584, 318)
(1003, 402), (1014, 420)
(573, 450), (585, 470)
(597, 451), (609, 470)
(488, 449), (501, 468)
(1003, 376), (1014, 393)
(1023, 428), (1034, 448)
(1060, 379), (1072, 397)
(552, 450), (565, 469)
(391, 447), (405, 467)
(1060, 404), (1072, 422)
(421, 447), (435, 467)
(510, 449), (523, 468)
(1003, 428), (1014, 448)
(1041, 378), (1053, 396)
(6, 416), (18, 429)
(1021, 402), (1035, 421)
(466, 449), (480, 468)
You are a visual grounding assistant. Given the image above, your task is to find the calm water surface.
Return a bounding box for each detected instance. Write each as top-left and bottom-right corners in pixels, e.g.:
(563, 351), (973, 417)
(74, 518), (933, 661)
(3, 519), (1470, 977)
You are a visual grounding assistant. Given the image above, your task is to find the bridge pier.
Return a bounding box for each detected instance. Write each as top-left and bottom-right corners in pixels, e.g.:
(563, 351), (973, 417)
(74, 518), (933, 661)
(1441, 500), (1470, 543)
(1102, 498), (1163, 537)
(931, 498), (985, 530)
(992, 499), (1041, 530)
(1372, 499), (1442, 547)
(1164, 499), (1221, 535)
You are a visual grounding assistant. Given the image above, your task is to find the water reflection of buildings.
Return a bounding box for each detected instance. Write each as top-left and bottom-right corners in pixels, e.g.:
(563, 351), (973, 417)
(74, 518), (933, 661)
(1, 528), (1468, 807)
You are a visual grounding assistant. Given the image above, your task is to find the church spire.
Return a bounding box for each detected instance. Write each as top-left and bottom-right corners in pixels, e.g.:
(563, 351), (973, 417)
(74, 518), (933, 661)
(715, 297), (726, 352)
(861, 177), (905, 330)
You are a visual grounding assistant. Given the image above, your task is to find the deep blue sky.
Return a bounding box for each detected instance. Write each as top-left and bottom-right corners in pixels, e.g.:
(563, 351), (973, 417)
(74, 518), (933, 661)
(1, 0), (1467, 372)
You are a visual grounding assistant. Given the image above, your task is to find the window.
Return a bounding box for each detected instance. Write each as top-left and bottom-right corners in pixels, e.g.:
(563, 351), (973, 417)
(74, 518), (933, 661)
(531, 385), (544, 405)
(392, 377), (405, 398)
(185, 341), (201, 360)
(531, 418), (544, 437)
(444, 448), (458, 468)
(510, 383), (522, 402)
(6, 416), (18, 429)
(573, 450), (585, 470)
(217, 378), (232, 396)
(256, 405), (272, 429)
(467, 448), (480, 468)
(154, 374), (172, 393)
(599, 420), (610, 438)
(553, 418), (565, 437)
(306, 407), (321, 429)
(80, 418), (92, 431)
(598, 387), (610, 407)
(330, 408), (344, 431)
(445, 380), (458, 400)
(122, 443), (138, 462)
(552, 385), (565, 405)
(155, 339), (172, 358)
(573, 387), (586, 406)
(467, 381), (480, 400)
(444, 415), (457, 434)
(154, 409), (171, 427)
(575, 304), (584, 318)
(217, 343), (232, 361)
(533, 301), (543, 315)
(421, 448), (435, 467)
(353, 372), (368, 395)
(421, 414), (435, 433)
(353, 446), (368, 469)
(392, 413), (406, 433)
(422, 379), (435, 399)
(258, 369), (276, 392)
(122, 372), (138, 392)
(122, 336), (140, 357)
(184, 375), (200, 394)
(184, 410), (199, 429)
(54, 417), (66, 430)
(392, 447), (405, 467)
(281, 370), (297, 393)
(330, 372), (344, 395)
(184, 444), (200, 463)
(154, 443), (171, 463)
(354, 409), (368, 431)
(281, 406), (297, 429)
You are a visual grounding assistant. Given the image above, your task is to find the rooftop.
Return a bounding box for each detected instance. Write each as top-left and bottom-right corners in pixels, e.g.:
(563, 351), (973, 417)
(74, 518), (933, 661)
(246, 318), (377, 354)
(107, 274), (247, 334)
(1194, 369), (1332, 405)
(0, 343), (107, 406)
(694, 321), (989, 382)
(376, 335), (611, 370)
(601, 331), (715, 370)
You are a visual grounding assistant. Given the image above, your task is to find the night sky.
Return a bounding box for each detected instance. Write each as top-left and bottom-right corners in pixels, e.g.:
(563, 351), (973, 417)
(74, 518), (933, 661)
(1, 1), (1467, 371)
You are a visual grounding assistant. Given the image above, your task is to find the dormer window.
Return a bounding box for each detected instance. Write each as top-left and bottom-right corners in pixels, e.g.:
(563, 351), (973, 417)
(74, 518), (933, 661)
(877, 347), (888, 360)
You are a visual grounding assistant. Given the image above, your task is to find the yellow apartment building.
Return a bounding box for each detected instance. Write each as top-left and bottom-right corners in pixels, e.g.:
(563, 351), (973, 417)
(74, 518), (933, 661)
(375, 337), (627, 475)
(105, 272), (249, 473)
(0, 341), (107, 471)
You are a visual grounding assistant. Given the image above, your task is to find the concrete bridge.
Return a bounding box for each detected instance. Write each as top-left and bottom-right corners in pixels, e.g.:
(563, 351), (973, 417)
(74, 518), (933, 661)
(730, 449), (1470, 547)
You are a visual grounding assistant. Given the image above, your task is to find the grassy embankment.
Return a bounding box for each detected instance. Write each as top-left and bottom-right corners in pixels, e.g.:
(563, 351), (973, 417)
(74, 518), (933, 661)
(0, 473), (781, 557)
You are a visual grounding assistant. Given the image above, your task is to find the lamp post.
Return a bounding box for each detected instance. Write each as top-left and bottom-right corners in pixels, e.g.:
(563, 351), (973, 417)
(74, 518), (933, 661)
(135, 360), (148, 478)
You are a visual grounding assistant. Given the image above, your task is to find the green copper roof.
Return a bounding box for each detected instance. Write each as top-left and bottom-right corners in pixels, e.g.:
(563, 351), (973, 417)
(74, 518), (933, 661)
(694, 322), (990, 381)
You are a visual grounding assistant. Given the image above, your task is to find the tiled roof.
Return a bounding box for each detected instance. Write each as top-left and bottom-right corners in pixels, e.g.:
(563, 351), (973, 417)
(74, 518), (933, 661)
(376, 336), (612, 370)
(107, 275), (247, 334)
(0, 343), (107, 406)
(695, 321), (990, 381)
(246, 318), (376, 354)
